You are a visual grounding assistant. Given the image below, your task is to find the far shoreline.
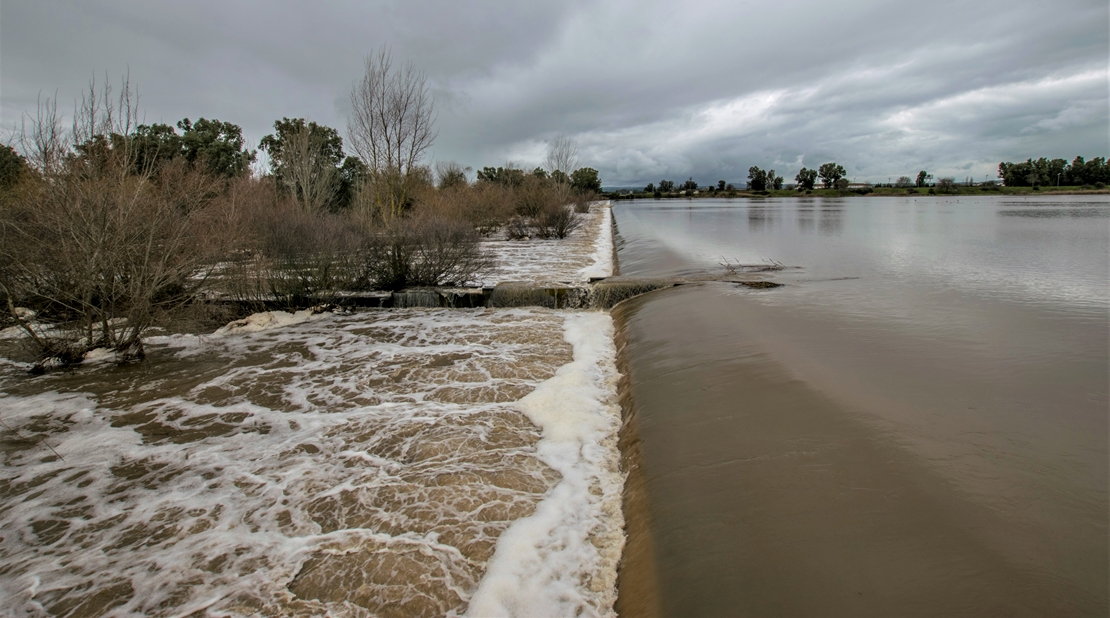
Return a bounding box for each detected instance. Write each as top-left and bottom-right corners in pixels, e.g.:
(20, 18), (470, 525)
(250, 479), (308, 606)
(604, 185), (1110, 200)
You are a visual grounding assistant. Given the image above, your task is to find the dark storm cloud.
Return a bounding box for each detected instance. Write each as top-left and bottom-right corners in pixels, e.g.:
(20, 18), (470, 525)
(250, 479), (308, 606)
(2, 0), (1106, 185)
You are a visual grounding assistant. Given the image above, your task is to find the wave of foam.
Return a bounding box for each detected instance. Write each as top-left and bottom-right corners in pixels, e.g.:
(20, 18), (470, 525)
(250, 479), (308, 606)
(578, 202), (614, 281)
(465, 312), (624, 618)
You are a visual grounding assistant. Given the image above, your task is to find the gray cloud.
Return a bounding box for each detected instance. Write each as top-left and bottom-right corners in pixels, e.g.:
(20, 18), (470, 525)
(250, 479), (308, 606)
(2, 0), (1106, 186)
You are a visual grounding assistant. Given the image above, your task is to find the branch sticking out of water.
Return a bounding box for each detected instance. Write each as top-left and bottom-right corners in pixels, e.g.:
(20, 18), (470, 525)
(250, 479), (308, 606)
(718, 257), (786, 273)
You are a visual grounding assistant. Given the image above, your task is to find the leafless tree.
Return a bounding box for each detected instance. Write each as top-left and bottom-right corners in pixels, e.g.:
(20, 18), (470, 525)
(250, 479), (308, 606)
(72, 72), (140, 148)
(544, 133), (579, 177)
(280, 123), (340, 214)
(17, 92), (68, 176)
(435, 161), (470, 189)
(348, 46), (437, 218)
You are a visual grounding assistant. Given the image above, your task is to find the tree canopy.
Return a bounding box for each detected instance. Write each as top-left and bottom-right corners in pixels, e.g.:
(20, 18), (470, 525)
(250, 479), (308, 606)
(571, 167), (602, 193)
(0, 145), (28, 189)
(818, 163), (846, 189)
(998, 156), (1108, 186)
(260, 118), (344, 180)
(477, 166), (526, 187)
(177, 118), (255, 177)
(795, 167), (817, 190)
(748, 166), (768, 191)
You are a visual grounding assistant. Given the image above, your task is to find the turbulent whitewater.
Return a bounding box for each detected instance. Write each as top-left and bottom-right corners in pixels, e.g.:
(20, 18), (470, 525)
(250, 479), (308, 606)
(0, 203), (623, 617)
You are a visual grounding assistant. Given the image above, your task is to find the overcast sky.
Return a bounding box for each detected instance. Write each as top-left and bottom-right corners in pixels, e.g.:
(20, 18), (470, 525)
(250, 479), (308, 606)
(2, 0), (1107, 186)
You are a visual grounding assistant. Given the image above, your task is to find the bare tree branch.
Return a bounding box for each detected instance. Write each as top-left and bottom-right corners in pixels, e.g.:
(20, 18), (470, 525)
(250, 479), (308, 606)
(348, 46), (437, 218)
(544, 133), (579, 177)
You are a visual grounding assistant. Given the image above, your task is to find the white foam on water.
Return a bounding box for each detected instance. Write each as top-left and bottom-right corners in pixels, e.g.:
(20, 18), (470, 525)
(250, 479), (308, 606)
(0, 308), (619, 616)
(481, 202), (612, 286)
(212, 309), (329, 336)
(464, 311), (625, 618)
(81, 348), (115, 364)
(578, 201), (614, 281)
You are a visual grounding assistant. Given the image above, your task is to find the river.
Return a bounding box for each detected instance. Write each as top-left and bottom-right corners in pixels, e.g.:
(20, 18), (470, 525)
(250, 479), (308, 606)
(611, 195), (1109, 617)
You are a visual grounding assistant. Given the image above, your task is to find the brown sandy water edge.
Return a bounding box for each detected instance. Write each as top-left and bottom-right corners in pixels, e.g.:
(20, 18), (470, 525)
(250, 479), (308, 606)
(609, 283), (1107, 617)
(610, 297), (662, 618)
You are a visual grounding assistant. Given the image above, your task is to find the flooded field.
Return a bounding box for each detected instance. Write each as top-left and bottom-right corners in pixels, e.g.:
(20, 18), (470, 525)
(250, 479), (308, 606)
(612, 196), (1109, 616)
(0, 308), (623, 617)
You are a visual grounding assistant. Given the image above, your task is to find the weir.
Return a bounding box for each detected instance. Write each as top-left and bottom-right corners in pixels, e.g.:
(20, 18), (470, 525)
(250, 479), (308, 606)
(204, 276), (765, 312)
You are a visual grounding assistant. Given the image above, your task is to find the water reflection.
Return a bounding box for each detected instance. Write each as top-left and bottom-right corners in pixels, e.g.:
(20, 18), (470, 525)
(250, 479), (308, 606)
(797, 209), (815, 234)
(747, 202), (781, 232)
(999, 207), (1109, 218)
(818, 204), (843, 235)
(612, 195), (1110, 616)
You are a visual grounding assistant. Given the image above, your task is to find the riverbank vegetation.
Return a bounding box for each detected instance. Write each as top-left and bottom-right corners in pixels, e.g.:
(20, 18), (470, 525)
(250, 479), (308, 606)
(605, 156), (1109, 200)
(0, 58), (602, 371)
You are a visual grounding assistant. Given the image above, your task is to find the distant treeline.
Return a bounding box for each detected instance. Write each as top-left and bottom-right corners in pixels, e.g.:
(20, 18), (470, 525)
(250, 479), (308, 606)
(624, 156), (1108, 196)
(997, 157), (1108, 187)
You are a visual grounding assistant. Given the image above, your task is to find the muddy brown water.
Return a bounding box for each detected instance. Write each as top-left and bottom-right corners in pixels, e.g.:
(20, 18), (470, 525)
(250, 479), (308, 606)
(612, 196), (1109, 617)
(0, 309), (573, 616)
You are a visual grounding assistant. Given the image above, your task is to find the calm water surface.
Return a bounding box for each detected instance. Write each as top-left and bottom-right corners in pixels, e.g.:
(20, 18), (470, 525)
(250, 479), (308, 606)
(612, 196), (1109, 617)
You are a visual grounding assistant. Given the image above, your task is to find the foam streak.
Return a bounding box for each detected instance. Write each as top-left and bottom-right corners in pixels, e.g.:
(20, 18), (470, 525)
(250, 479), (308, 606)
(465, 312), (625, 618)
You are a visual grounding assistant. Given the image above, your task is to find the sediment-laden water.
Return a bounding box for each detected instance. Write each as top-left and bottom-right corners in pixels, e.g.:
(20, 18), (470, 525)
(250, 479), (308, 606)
(0, 307), (623, 617)
(612, 196), (1109, 616)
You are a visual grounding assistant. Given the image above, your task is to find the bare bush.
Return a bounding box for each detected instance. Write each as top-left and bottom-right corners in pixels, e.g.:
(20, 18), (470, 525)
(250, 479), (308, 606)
(936, 177), (958, 194)
(359, 213), (489, 291)
(350, 165), (434, 225)
(534, 203), (582, 239)
(222, 188), (365, 308)
(435, 161), (470, 190)
(0, 78), (240, 369)
(17, 93), (68, 176)
(573, 192), (596, 213)
(894, 176), (913, 188)
(504, 215), (533, 240)
(514, 174), (553, 218)
(0, 159), (229, 367)
(418, 182), (513, 236)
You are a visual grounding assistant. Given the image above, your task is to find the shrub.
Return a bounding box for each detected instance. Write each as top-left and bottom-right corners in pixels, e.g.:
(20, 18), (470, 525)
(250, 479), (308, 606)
(573, 192), (596, 213)
(534, 203), (582, 239)
(420, 182), (513, 236)
(0, 159), (232, 366)
(514, 174), (560, 217)
(225, 191), (364, 308)
(504, 215), (533, 240)
(359, 213), (489, 291)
